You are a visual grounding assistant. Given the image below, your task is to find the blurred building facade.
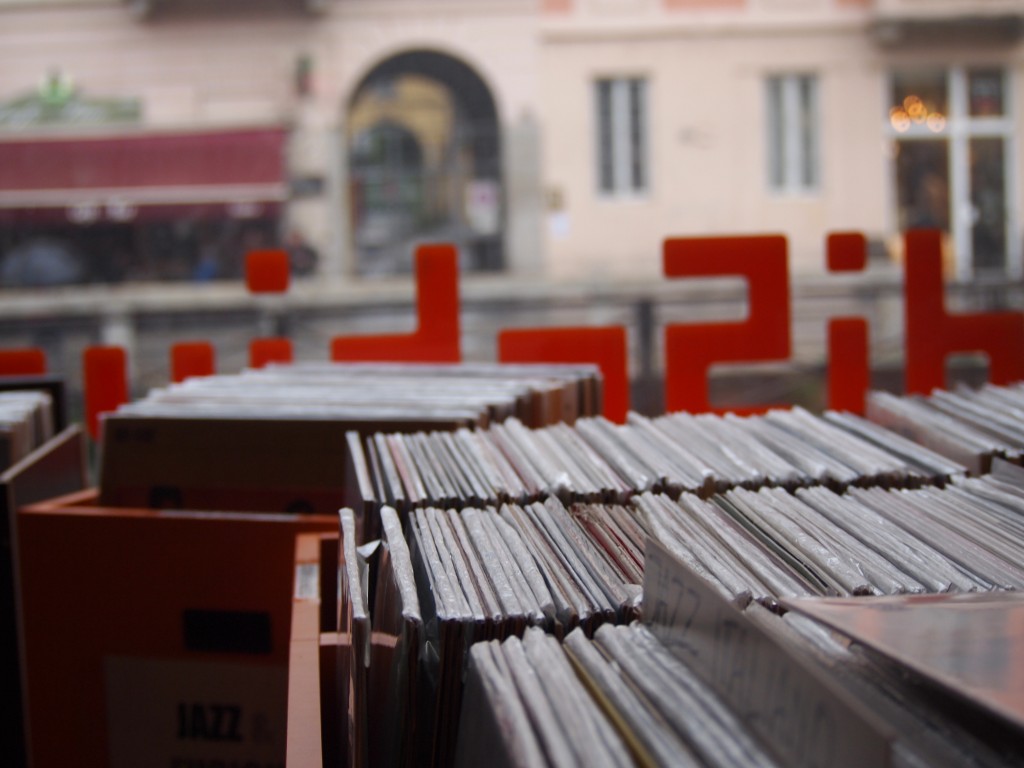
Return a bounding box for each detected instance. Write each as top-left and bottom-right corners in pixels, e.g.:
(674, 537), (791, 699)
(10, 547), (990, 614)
(0, 0), (1022, 285)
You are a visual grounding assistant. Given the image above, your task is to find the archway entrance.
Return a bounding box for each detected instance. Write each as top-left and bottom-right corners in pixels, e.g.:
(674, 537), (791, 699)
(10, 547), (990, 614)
(347, 50), (502, 275)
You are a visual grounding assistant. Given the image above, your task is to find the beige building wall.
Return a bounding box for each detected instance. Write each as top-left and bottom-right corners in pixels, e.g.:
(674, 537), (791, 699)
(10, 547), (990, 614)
(540, 0), (1024, 278)
(1, 0), (1022, 281)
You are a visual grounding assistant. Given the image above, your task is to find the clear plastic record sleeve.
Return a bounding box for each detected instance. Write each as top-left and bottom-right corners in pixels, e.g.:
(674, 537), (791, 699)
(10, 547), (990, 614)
(562, 628), (703, 767)
(344, 430), (379, 543)
(823, 410), (968, 483)
(850, 486), (1024, 590)
(385, 434), (424, 509)
(781, 592), (1024, 751)
(372, 432), (409, 513)
(339, 508), (369, 768)
(520, 629), (634, 768)
(402, 433), (443, 507)
(368, 506), (423, 768)
(407, 508), (476, 768)
(928, 389), (1024, 453)
(501, 503), (587, 633)
(769, 608), (1024, 768)
(866, 391), (1001, 474)
(452, 640), (547, 768)
(458, 630), (634, 768)
(571, 505), (643, 586)
(522, 500), (620, 626)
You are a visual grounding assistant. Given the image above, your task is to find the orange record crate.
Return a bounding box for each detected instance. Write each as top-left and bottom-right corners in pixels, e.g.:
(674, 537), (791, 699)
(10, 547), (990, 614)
(15, 488), (337, 768)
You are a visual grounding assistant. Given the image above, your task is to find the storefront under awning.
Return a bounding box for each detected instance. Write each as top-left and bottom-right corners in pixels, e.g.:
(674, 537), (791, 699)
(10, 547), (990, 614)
(0, 127), (288, 224)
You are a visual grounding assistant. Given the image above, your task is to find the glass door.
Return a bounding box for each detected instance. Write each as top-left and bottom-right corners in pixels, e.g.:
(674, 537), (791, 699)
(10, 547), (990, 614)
(970, 137), (1007, 272)
(888, 67), (1018, 278)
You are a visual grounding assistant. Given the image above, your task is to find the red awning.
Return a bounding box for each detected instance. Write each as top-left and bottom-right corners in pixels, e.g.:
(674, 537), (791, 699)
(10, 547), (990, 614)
(0, 127), (288, 222)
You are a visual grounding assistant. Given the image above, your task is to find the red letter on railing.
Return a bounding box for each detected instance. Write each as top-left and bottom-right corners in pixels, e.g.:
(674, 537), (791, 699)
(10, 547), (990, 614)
(170, 341), (216, 383)
(0, 348), (47, 376)
(826, 232), (870, 414)
(83, 345), (128, 439)
(498, 326), (629, 423)
(905, 229), (1024, 394)
(331, 243), (461, 363)
(663, 235), (791, 414)
(250, 338), (293, 369)
(246, 249), (290, 294)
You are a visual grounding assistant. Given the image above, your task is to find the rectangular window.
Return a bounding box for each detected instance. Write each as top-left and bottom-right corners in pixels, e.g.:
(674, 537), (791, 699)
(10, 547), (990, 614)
(766, 73), (819, 194)
(595, 77), (647, 195)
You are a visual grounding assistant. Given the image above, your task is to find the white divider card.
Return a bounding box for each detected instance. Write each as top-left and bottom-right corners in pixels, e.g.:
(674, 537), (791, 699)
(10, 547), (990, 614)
(643, 537), (892, 768)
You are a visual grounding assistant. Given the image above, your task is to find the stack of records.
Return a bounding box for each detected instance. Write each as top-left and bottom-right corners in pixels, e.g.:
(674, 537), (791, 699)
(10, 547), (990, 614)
(339, 509), (370, 767)
(113, 362), (602, 429)
(337, 495), (646, 766)
(453, 541), (1024, 768)
(777, 592), (1024, 767)
(370, 507), (423, 768)
(333, 412), (1024, 767)
(406, 497), (641, 766)
(590, 477), (1024, 608)
(867, 383), (1024, 474)
(341, 505), (424, 768)
(0, 390), (55, 471)
(351, 406), (967, 519)
(455, 624), (781, 768)
(96, 362), (600, 515)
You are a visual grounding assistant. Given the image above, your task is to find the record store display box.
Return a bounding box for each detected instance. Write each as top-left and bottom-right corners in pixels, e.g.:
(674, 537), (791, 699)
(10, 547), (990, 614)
(15, 489), (337, 768)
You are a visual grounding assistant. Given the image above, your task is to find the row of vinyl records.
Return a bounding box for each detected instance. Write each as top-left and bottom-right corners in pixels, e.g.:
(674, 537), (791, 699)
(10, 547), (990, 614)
(454, 593), (1024, 768)
(345, 383), (1024, 529)
(0, 390), (56, 470)
(333, 381), (1024, 766)
(95, 363), (602, 513)
(341, 463), (1024, 768)
(93, 363), (1024, 517)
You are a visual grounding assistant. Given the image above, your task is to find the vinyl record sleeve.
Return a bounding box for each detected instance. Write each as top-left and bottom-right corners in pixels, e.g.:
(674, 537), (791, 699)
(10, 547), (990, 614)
(782, 592), (1024, 736)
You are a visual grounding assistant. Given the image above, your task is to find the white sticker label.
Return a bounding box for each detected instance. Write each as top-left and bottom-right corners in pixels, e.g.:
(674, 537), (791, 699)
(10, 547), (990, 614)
(105, 656), (288, 768)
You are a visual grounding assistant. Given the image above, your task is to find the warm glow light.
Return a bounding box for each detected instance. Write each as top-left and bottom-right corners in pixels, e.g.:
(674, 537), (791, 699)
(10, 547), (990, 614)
(927, 112), (946, 132)
(890, 108), (911, 132)
(908, 101), (927, 123)
(903, 94), (923, 111)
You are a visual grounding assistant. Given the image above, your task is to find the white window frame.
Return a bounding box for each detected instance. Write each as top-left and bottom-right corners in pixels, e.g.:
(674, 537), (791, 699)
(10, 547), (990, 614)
(594, 77), (648, 198)
(766, 73), (820, 196)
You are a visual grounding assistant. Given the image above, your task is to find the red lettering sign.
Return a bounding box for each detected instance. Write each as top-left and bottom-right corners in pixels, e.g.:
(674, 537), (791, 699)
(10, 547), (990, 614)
(498, 326), (629, 423)
(249, 338), (293, 369)
(83, 345), (128, 439)
(904, 229), (1024, 393)
(331, 243), (460, 363)
(0, 347), (46, 376)
(663, 235), (791, 413)
(826, 232), (869, 414)
(245, 249), (290, 294)
(170, 341), (215, 383)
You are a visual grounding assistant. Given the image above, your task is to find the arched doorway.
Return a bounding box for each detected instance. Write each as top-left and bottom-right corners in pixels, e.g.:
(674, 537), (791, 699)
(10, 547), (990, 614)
(346, 50), (502, 275)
